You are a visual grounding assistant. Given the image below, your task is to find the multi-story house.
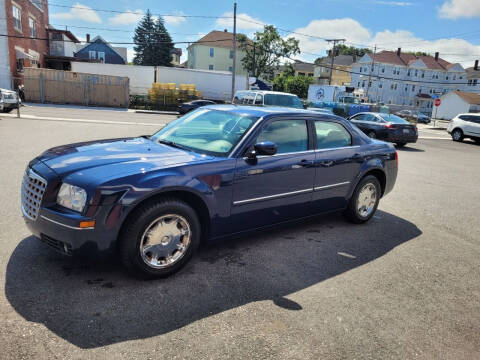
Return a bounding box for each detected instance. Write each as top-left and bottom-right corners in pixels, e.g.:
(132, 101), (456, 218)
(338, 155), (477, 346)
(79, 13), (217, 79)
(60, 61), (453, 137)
(3, 0), (49, 88)
(274, 60), (315, 78)
(351, 49), (465, 113)
(314, 55), (356, 86)
(74, 35), (127, 65)
(464, 60), (480, 94)
(45, 26), (80, 70)
(187, 30), (248, 74)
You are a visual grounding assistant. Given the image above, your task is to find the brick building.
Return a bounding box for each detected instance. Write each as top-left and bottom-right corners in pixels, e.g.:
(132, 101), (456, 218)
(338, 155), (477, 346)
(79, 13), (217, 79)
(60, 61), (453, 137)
(3, 0), (49, 88)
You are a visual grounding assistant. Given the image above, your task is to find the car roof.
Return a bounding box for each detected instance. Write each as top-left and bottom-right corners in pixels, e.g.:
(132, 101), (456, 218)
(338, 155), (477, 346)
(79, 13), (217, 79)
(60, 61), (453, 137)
(203, 104), (343, 118)
(235, 90), (298, 97)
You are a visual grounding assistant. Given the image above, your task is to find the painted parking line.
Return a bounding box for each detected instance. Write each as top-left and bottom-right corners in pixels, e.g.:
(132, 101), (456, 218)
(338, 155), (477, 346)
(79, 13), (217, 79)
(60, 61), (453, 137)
(1, 113), (165, 127)
(418, 136), (451, 140)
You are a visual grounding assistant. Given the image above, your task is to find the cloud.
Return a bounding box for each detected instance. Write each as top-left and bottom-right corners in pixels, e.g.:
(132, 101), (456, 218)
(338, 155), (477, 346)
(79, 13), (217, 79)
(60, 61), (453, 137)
(438, 0), (480, 19)
(51, 3), (101, 23)
(215, 12), (264, 31)
(109, 10), (143, 25)
(373, 1), (413, 5)
(288, 18), (480, 67)
(164, 11), (186, 26)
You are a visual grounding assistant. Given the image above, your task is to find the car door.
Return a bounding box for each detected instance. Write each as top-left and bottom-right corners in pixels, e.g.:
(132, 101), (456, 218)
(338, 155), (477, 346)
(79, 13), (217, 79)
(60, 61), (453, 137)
(463, 115), (480, 136)
(231, 118), (316, 232)
(312, 120), (363, 212)
(349, 113), (369, 132)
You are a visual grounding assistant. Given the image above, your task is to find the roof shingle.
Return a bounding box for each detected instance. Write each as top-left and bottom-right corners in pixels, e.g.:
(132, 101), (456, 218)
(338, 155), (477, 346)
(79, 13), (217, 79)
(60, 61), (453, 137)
(369, 51), (454, 70)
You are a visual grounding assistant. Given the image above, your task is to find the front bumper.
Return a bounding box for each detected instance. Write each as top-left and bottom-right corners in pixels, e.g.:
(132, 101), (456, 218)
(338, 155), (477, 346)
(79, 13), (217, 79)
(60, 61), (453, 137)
(23, 205), (122, 258)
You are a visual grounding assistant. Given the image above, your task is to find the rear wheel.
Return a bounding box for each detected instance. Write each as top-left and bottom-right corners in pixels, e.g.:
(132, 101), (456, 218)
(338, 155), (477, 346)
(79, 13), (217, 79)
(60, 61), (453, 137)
(119, 198), (201, 279)
(345, 175), (381, 224)
(395, 142), (406, 147)
(451, 129), (464, 142)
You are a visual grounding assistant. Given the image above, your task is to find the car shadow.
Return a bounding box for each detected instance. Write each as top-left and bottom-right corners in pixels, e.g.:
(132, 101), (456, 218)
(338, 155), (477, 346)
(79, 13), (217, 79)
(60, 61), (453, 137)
(396, 146), (425, 152)
(5, 210), (421, 349)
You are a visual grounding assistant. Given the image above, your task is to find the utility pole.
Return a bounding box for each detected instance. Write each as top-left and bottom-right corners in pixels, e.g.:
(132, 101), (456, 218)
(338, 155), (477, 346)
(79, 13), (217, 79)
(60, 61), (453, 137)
(252, 41), (256, 78)
(326, 38), (345, 85)
(365, 44), (376, 101)
(231, 2), (237, 102)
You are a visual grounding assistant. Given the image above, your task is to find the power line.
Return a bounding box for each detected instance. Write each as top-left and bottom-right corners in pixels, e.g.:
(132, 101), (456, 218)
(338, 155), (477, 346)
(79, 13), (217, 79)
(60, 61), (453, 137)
(50, 23), (207, 36)
(48, 2), (231, 19)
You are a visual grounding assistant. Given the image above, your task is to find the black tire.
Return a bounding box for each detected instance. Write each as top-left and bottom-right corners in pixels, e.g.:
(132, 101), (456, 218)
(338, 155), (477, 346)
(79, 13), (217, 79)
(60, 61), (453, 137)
(395, 142), (406, 147)
(473, 138), (480, 144)
(367, 131), (376, 139)
(119, 197), (201, 279)
(451, 128), (464, 142)
(344, 175), (381, 224)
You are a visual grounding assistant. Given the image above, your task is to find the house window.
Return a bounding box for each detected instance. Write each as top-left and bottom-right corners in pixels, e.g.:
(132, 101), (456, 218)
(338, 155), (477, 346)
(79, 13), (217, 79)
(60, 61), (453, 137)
(12, 5), (22, 31)
(357, 82), (360, 87)
(405, 85), (408, 92)
(379, 83), (382, 88)
(29, 17), (36, 38)
(89, 51), (96, 59)
(29, 0), (43, 11)
(229, 49), (233, 59)
(362, 81), (365, 87)
(421, 71), (425, 78)
(393, 68), (396, 75)
(453, 74), (456, 80)
(208, 65), (213, 70)
(228, 66), (232, 72)
(209, 48), (214, 57)
(412, 85), (415, 92)
(16, 58), (24, 72)
(394, 83), (398, 90)
(473, 79), (478, 86)
(414, 69), (418, 77)
(359, 67), (362, 73)
(407, 69), (411, 76)
(381, 67), (385, 73)
(98, 52), (105, 63)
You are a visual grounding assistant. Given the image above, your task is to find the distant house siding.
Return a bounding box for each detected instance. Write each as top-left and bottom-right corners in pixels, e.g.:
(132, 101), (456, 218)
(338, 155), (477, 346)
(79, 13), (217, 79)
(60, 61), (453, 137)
(75, 41), (125, 64)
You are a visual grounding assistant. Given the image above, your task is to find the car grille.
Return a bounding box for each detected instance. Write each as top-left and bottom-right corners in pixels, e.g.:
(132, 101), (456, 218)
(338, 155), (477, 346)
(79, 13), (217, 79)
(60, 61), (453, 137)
(40, 234), (73, 256)
(21, 168), (47, 221)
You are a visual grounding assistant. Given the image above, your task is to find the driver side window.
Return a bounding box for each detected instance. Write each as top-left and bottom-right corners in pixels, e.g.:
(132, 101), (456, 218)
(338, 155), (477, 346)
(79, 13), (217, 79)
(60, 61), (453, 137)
(256, 120), (308, 154)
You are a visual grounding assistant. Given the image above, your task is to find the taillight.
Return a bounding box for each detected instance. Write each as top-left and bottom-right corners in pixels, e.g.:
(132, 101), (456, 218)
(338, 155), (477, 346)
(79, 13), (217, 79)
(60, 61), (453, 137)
(395, 151), (398, 167)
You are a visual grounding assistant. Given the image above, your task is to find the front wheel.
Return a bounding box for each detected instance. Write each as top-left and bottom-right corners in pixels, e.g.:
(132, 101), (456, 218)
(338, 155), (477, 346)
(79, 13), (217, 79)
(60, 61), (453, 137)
(451, 129), (463, 142)
(395, 142), (406, 147)
(344, 175), (381, 224)
(119, 198), (201, 279)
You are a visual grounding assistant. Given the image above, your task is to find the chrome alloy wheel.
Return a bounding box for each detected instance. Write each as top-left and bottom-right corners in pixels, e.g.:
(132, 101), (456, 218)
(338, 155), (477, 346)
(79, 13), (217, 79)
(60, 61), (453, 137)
(140, 214), (191, 269)
(357, 183), (377, 218)
(452, 130), (462, 141)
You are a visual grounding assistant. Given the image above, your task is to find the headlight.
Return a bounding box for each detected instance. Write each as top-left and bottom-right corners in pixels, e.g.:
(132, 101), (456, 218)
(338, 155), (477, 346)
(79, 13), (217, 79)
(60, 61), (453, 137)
(57, 183), (87, 212)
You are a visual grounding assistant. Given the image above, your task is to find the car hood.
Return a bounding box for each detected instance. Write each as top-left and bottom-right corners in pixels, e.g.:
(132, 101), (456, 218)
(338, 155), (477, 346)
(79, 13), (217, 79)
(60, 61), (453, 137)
(37, 137), (213, 179)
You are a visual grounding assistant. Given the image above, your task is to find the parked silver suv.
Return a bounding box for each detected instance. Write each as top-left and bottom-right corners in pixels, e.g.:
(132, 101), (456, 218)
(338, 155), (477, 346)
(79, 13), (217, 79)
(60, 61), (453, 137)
(0, 89), (19, 113)
(447, 113), (480, 143)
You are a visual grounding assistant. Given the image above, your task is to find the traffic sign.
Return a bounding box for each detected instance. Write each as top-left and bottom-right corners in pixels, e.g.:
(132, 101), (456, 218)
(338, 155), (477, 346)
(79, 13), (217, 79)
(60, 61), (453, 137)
(434, 98), (441, 107)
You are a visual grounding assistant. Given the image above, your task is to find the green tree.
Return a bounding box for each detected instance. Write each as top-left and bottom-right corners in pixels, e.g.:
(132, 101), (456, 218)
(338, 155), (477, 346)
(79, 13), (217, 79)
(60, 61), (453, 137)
(133, 10), (174, 66)
(273, 73), (313, 99)
(314, 44), (371, 64)
(238, 25), (300, 79)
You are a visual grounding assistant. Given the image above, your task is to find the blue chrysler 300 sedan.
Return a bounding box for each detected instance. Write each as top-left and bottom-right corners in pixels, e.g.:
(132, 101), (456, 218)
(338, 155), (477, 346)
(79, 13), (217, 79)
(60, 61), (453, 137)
(21, 105), (398, 278)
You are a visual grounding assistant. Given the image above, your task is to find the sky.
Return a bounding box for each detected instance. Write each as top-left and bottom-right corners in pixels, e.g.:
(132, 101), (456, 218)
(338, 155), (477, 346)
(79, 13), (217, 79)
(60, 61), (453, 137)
(48, 0), (480, 68)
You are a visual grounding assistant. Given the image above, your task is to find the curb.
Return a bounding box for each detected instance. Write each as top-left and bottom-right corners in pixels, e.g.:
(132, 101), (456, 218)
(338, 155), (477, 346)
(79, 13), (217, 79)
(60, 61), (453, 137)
(134, 110), (180, 115)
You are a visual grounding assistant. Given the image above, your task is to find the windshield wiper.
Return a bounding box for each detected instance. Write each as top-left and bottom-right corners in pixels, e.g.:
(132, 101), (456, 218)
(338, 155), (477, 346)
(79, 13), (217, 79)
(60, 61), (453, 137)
(158, 140), (192, 152)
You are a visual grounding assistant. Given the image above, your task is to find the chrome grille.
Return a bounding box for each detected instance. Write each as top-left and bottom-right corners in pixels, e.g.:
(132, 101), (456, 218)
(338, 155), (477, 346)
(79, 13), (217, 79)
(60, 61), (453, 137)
(21, 169), (47, 220)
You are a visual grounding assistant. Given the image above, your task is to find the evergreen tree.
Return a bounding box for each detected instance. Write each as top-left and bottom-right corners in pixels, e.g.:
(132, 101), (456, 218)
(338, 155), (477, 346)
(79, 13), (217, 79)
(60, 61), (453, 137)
(133, 10), (174, 66)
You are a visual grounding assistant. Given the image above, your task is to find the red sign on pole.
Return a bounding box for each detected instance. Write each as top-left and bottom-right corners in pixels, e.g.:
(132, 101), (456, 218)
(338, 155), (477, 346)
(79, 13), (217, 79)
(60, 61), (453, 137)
(434, 98), (441, 107)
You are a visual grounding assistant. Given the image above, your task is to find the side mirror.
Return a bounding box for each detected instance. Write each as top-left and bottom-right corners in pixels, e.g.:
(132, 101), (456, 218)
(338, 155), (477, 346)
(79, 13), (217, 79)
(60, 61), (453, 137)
(254, 141), (277, 156)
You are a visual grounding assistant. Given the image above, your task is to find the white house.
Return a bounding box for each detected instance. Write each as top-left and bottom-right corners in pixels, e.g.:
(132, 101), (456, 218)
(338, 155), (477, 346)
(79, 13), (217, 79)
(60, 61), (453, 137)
(464, 60), (480, 94)
(0, 0), (11, 89)
(435, 91), (480, 120)
(351, 48), (465, 114)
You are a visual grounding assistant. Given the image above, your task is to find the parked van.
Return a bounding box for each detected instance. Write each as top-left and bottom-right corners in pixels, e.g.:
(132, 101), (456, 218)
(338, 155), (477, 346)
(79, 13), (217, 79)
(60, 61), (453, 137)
(233, 90), (303, 109)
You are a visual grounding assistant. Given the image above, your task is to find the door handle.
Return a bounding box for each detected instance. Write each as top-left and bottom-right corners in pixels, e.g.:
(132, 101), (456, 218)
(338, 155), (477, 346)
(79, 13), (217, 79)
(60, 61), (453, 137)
(298, 159), (315, 167)
(352, 153), (363, 160)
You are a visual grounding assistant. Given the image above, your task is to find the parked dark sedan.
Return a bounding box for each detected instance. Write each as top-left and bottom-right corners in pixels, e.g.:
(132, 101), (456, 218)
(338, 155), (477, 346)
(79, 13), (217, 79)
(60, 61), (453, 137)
(22, 106), (398, 278)
(348, 112), (418, 147)
(394, 109), (431, 124)
(178, 99), (216, 114)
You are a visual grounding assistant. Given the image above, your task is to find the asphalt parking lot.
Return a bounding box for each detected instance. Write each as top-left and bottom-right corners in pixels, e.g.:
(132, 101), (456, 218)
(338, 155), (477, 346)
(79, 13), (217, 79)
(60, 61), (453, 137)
(0, 105), (479, 359)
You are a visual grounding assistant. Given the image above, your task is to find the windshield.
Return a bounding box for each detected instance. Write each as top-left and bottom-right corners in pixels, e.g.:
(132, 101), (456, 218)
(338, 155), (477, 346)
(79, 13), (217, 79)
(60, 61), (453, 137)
(264, 94), (303, 109)
(381, 114), (410, 124)
(151, 109), (258, 157)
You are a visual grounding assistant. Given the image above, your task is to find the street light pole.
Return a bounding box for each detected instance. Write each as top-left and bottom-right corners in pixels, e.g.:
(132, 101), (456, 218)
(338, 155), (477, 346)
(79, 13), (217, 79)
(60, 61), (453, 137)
(231, 2), (237, 102)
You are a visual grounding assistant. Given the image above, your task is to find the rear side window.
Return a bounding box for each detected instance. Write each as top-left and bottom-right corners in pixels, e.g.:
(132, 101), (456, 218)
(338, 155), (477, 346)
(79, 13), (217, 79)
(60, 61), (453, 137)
(315, 121), (352, 149)
(257, 120), (308, 154)
(459, 115), (480, 122)
(254, 94), (263, 105)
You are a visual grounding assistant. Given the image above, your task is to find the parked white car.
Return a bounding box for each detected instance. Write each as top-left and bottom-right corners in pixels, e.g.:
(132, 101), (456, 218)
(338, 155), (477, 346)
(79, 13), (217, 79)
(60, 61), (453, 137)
(0, 89), (19, 113)
(447, 113), (480, 143)
(233, 90), (303, 109)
